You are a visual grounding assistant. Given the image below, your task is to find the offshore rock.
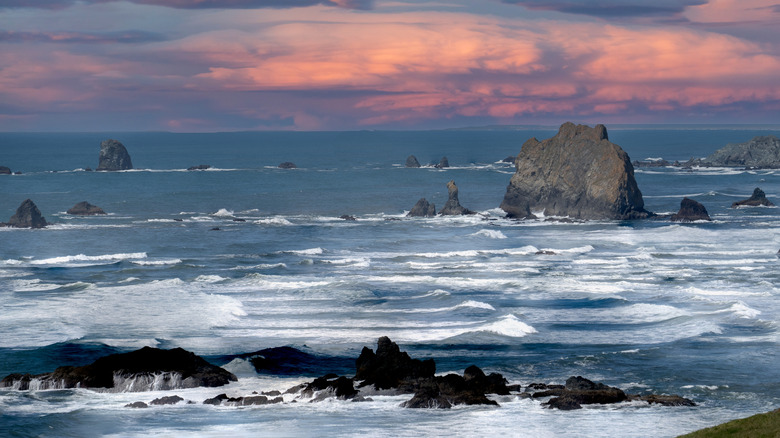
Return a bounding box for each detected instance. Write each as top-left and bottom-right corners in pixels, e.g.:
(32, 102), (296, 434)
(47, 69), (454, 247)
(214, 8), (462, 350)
(731, 187), (775, 208)
(704, 135), (780, 168)
(438, 180), (474, 215)
(671, 198), (711, 222)
(407, 198), (436, 217)
(405, 155), (421, 168)
(500, 122), (651, 220)
(187, 164), (211, 171)
(354, 336), (435, 390)
(542, 376), (627, 410)
(278, 162), (297, 169)
(0, 166), (11, 174)
(67, 201), (106, 216)
(97, 139), (133, 171)
(434, 157), (450, 169)
(0, 347), (236, 391)
(5, 199), (47, 228)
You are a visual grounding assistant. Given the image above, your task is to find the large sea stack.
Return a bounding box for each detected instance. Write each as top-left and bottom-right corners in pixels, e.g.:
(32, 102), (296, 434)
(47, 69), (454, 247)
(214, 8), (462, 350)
(704, 135), (780, 168)
(4, 199), (47, 228)
(97, 139), (133, 171)
(500, 122), (651, 220)
(439, 180), (474, 215)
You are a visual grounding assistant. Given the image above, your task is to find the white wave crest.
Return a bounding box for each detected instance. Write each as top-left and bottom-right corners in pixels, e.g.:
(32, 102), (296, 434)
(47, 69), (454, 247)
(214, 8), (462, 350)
(131, 259), (182, 266)
(475, 314), (537, 337)
(454, 300), (496, 311)
(29, 252), (147, 265)
(471, 229), (507, 239)
(213, 208), (234, 217)
(254, 217), (293, 226)
(285, 248), (324, 256)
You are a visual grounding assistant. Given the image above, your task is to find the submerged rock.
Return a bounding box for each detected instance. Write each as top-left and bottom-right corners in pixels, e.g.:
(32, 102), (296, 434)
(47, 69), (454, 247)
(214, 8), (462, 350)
(97, 139), (133, 171)
(438, 180), (474, 215)
(4, 199), (47, 228)
(0, 346), (236, 391)
(405, 155), (421, 168)
(500, 122), (651, 220)
(671, 198), (711, 222)
(731, 187), (775, 208)
(187, 164), (211, 171)
(407, 198), (436, 217)
(704, 135), (780, 168)
(67, 201), (106, 216)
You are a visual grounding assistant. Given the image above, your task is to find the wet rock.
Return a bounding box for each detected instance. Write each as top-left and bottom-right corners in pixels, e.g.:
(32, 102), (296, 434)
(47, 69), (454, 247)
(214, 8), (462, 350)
(340, 215), (357, 221)
(278, 162), (297, 169)
(355, 336), (435, 390)
(731, 187), (775, 208)
(438, 180), (474, 216)
(500, 122), (651, 220)
(405, 155), (421, 168)
(187, 164), (211, 171)
(150, 395), (184, 405)
(4, 199), (47, 228)
(634, 394), (695, 406)
(502, 156), (516, 164)
(67, 201), (106, 216)
(125, 401), (149, 408)
(0, 166), (11, 174)
(203, 393), (229, 405)
(303, 374), (358, 400)
(434, 157), (450, 169)
(1, 347), (236, 391)
(543, 376), (627, 409)
(671, 198), (711, 222)
(407, 198), (436, 217)
(97, 139), (133, 171)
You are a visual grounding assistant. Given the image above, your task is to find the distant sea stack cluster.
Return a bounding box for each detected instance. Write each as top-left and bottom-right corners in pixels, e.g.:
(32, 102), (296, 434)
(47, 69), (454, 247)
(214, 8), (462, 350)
(633, 135), (780, 169)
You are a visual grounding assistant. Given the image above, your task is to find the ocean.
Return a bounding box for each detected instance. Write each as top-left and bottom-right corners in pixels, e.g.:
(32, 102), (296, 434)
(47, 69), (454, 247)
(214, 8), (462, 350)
(1, 128), (778, 437)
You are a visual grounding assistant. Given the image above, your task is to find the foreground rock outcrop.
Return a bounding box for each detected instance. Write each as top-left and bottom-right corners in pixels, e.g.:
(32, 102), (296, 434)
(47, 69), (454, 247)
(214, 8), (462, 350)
(1, 347), (236, 391)
(704, 135), (780, 168)
(732, 187), (775, 208)
(500, 122), (651, 220)
(3, 199), (47, 228)
(97, 139), (133, 171)
(671, 198), (711, 222)
(67, 201), (106, 216)
(439, 180), (474, 215)
(407, 198), (436, 217)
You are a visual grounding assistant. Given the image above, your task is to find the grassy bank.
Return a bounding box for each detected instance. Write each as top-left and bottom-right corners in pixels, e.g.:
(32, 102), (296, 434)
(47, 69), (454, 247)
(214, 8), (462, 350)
(679, 408), (780, 437)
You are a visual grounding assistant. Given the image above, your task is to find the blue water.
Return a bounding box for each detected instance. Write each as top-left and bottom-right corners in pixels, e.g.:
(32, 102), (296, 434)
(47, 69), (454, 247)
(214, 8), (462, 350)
(1, 128), (779, 437)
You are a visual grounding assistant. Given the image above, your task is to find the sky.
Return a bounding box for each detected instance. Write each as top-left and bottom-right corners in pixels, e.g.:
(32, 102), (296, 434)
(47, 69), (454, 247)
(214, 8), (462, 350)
(1, 0), (779, 131)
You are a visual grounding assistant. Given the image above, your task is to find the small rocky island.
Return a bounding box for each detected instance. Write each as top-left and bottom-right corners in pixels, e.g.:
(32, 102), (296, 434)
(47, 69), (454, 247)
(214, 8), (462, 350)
(97, 139), (133, 171)
(704, 135), (780, 168)
(500, 122), (651, 220)
(67, 201), (106, 215)
(2, 199), (48, 228)
(671, 198), (711, 222)
(732, 188), (775, 208)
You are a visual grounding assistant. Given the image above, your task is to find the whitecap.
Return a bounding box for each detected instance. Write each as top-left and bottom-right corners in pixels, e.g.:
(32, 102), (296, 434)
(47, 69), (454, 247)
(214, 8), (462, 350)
(285, 247), (325, 256)
(131, 259), (182, 266)
(454, 300), (496, 311)
(212, 208), (234, 217)
(254, 217), (293, 226)
(473, 314), (537, 337)
(471, 229), (507, 239)
(29, 252), (147, 265)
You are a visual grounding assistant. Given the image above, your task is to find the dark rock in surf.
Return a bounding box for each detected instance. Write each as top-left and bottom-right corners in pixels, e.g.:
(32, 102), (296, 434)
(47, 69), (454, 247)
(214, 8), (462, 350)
(671, 198), (711, 222)
(502, 156), (516, 164)
(187, 164), (211, 171)
(731, 187), (775, 208)
(203, 393), (282, 406)
(704, 135), (780, 168)
(542, 376), (628, 410)
(403, 368), (501, 409)
(405, 155), (421, 168)
(0, 166), (11, 174)
(4, 199), (47, 228)
(150, 395), (184, 405)
(67, 201), (106, 216)
(407, 198), (436, 217)
(0, 347), (236, 391)
(438, 180), (474, 215)
(500, 122), (651, 220)
(340, 215), (357, 221)
(278, 162), (297, 169)
(355, 336), (435, 390)
(125, 401), (149, 408)
(302, 374), (358, 400)
(434, 156), (450, 169)
(632, 394), (696, 406)
(97, 139), (133, 171)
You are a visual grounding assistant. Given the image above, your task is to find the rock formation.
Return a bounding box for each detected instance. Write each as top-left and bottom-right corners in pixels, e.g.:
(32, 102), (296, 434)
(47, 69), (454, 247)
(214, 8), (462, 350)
(704, 135), (780, 168)
(407, 198), (436, 217)
(278, 162), (297, 169)
(97, 139), (133, 171)
(500, 122), (651, 220)
(405, 155), (421, 168)
(0, 347), (236, 391)
(355, 336), (436, 390)
(671, 198), (711, 222)
(0, 166), (11, 174)
(67, 201), (106, 216)
(187, 164), (211, 171)
(731, 188), (775, 208)
(434, 157), (450, 169)
(439, 180), (474, 215)
(4, 199), (47, 228)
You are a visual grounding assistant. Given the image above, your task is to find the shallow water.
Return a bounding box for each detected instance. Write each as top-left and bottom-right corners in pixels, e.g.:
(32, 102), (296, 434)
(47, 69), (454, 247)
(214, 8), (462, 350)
(1, 129), (779, 437)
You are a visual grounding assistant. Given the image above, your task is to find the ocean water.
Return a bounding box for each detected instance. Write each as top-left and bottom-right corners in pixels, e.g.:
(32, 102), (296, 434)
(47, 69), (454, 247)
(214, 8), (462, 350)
(1, 128), (779, 437)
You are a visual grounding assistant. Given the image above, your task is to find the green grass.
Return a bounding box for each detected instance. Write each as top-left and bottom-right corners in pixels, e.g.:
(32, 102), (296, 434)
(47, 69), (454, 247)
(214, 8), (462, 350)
(679, 409), (780, 437)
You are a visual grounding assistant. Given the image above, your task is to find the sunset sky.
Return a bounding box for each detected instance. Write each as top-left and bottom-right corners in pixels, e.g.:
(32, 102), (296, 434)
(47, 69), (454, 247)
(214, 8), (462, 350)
(1, 0), (779, 131)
